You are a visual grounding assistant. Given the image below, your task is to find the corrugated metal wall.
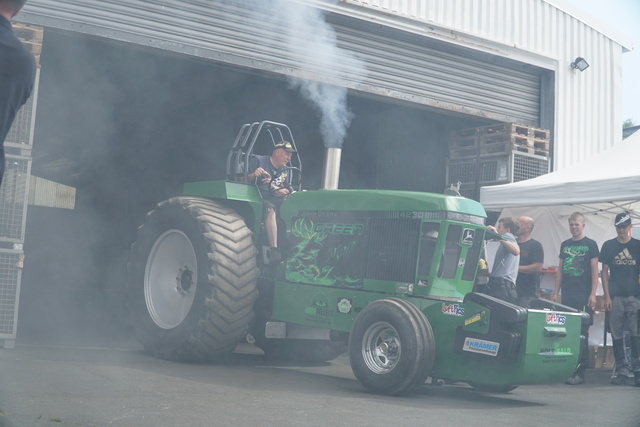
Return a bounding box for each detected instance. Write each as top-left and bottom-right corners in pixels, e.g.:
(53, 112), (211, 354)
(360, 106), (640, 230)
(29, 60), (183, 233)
(20, 0), (545, 126)
(19, 0), (631, 168)
(332, 0), (631, 168)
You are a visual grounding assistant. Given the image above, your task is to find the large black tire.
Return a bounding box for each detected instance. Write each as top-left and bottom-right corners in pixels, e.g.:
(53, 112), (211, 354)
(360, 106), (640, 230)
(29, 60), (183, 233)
(127, 196), (259, 362)
(348, 298), (435, 396)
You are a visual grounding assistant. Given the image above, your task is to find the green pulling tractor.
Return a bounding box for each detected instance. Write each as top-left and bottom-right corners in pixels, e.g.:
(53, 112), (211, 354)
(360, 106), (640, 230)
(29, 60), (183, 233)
(127, 121), (586, 395)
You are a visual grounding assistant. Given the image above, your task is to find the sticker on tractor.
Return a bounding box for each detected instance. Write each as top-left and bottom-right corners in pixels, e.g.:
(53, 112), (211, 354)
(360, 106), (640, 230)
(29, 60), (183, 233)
(337, 298), (353, 314)
(461, 228), (475, 245)
(539, 347), (572, 355)
(286, 217), (364, 289)
(442, 303), (465, 316)
(463, 337), (500, 356)
(304, 292), (334, 324)
(395, 283), (414, 294)
(464, 312), (482, 326)
(546, 313), (566, 325)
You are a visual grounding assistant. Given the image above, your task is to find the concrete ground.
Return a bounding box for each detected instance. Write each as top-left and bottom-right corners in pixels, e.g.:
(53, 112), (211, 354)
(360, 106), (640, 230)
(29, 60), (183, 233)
(1, 341), (638, 427)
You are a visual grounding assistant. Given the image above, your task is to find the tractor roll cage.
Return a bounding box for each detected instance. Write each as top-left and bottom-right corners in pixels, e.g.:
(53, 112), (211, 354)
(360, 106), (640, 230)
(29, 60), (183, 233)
(226, 121), (303, 191)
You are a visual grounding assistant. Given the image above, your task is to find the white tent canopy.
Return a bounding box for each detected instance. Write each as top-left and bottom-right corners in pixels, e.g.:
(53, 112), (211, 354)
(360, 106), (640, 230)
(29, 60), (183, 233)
(480, 130), (640, 213)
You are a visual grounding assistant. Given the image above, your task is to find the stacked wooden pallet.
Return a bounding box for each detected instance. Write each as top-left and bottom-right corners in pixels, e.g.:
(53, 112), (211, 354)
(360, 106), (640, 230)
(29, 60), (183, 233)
(14, 23), (44, 66)
(449, 123), (550, 159)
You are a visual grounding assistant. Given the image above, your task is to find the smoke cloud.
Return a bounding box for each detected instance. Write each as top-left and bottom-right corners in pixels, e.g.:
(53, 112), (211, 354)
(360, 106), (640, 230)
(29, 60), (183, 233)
(237, 0), (366, 147)
(277, 1), (365, 147)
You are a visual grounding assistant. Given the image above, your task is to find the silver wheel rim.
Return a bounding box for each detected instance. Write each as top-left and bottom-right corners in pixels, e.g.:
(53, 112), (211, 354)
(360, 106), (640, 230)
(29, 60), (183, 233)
(361, 321), (401, 374)
(144, 229), (198, 329)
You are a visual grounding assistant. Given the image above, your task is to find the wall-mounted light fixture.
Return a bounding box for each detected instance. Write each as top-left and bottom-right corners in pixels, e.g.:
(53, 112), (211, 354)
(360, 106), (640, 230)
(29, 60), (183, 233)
(570, 57), (589, 72)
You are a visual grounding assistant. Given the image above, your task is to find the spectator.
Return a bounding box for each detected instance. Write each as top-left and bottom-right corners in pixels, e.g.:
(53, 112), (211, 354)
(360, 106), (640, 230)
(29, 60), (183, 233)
(600, 212), (640, 387)
(0, 0), (36, 186)
(478, 217), (520, 303)
(515, 216), (544, 307)
(554, 212), (599, 385)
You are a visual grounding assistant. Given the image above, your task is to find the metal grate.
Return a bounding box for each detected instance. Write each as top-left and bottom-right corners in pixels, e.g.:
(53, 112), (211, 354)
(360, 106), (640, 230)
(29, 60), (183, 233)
(0, 157), (31, 241)
(0, 251), (21, 335)
(448, 152), (549, 202)
(513, 152), (549, 182)
(364, 219), (420, 283)
(479, 159), (499, 182)
(448, 152), (548, 185)
(5, 93), (36, 146)
(447, 162), (476, 184)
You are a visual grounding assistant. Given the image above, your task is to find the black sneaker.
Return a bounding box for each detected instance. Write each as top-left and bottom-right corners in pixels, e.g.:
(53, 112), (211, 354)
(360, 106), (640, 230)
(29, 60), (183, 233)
(565, 374), (584, 385)
(611, 374), (629, 385)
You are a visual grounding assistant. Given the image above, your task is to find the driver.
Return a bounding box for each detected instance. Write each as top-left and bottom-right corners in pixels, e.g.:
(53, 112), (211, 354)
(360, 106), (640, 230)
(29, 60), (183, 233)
(247, 141), (296, 260)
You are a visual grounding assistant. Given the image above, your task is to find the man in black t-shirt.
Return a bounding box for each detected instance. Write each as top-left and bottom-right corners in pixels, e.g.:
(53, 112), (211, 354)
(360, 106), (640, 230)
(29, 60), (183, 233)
(554, 212), (599, 385)
(600, 213), (640, 387)
(515, 216), (544, 307)
(0, 0), (36, 186)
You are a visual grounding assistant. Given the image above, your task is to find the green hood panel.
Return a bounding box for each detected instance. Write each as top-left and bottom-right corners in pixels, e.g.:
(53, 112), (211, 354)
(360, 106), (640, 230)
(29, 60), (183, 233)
(281, 189), (486, 220)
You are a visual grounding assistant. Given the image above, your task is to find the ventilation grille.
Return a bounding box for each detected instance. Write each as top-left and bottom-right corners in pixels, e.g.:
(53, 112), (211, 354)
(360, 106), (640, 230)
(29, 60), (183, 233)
(364, 219), (420, 283)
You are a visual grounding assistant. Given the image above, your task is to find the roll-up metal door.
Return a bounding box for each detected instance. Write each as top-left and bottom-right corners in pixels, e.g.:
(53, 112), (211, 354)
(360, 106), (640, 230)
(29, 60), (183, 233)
(22, 0), (542, 125)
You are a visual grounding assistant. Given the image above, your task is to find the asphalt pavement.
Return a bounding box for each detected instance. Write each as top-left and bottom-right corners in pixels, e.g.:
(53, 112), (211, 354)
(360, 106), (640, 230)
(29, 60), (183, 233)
(1, 342), (638, 427)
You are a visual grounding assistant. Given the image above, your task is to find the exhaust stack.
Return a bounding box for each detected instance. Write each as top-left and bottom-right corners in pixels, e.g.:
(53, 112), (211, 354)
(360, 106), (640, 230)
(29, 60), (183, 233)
(321, 147), (341, 190)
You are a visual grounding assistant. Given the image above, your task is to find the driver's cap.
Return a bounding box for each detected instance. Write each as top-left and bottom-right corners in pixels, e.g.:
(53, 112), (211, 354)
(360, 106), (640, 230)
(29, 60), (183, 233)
(274, 141), (296, 153)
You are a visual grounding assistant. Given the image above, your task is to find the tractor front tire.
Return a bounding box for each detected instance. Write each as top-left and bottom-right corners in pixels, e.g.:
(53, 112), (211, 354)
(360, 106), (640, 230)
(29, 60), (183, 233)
(127, 196), (259, 362)
(348, 298), (435, 396)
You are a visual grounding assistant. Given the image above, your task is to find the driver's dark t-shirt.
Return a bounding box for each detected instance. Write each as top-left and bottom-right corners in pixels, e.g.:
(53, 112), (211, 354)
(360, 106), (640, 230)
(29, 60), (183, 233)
(249, 155), (292, 205)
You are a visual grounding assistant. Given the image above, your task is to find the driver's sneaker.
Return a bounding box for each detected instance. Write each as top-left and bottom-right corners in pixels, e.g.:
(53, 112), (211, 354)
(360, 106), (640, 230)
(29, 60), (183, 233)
(565, 373), (584, 385)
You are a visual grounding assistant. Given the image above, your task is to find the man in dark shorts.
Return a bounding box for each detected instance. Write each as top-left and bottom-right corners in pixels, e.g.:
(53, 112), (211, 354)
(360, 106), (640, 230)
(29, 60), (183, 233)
(553, 212), (599, 385)
(247, 141), (295, 261)
(0, 0), (36, 186)
(515, 216), (544, 307)
(600, 212), (640, 387)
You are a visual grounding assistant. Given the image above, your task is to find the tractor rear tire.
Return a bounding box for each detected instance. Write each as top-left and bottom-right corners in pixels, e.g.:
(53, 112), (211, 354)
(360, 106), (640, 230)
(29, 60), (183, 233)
(348, 298), (435, 396)
(127, 196), (259, 362)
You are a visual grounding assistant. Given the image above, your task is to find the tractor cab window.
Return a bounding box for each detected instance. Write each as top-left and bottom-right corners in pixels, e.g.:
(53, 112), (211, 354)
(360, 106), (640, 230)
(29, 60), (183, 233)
(461, 227), (485, 281)
(438, 224), (462, 279)
(417, 222), (440, 277)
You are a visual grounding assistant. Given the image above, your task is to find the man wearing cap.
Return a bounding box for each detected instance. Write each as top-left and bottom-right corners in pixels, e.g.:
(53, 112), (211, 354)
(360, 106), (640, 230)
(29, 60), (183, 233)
(553, 212), (599, 385)
(600, 212), (640, 386)
(247, 141), (296, 261)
